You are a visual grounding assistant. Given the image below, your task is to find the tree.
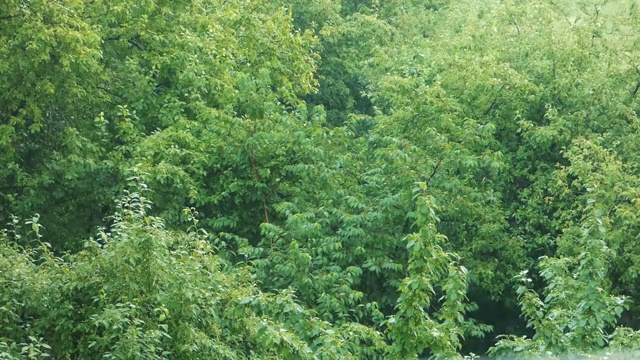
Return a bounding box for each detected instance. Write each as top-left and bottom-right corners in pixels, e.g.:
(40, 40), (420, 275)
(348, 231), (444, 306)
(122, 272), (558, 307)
(0, 181), (385, 359)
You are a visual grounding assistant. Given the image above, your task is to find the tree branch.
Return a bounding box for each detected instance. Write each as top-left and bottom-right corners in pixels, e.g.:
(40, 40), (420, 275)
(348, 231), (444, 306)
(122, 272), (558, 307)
(247, 124), (271, 229)
(510, 17), (521, 35)
(97, 86), (124, 99)
(128, 39), (145, 51)
(426, 158), (443, 186)
(0, 14), (21, 21)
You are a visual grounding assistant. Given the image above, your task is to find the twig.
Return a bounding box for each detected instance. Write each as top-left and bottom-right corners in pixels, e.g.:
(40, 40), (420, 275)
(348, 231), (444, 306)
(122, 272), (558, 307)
(426, 158), (443, 186)
(483, 84), (506, 116)
(0, 15), (21, 21)
(633, 66), (640, 96)
(247, 124), (271, 227)
(97, 86), (124, 99)
(510, 16), (521, 35)
(128, 39), (144, 51)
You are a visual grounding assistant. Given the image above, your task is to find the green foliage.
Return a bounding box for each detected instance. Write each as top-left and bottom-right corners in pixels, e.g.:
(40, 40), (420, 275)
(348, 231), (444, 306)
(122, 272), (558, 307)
(0, 0), (317, 249)
(5, 0), (640, 357)
(387, 184), (469, 359)
(0, 184), (385, 359)
(490, 139), (640, 357)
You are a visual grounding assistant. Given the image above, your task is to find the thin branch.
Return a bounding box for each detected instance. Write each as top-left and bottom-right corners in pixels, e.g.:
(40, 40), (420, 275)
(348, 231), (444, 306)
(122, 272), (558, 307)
(128, 39), (144, 51)
(426, 158), (443, 186)
(510, 16), (521, 35)
(483, 84), (506, 116)
(633, 66), (640, 96)
(483, 99), (498, 116)
(248, 149), (272, 246)
(104, 35), (145, 52)
(0, 14), (21, 21)
(247, 122), (271, 230)
(97, 86), (124, 99)
(552, 1), (577, 27)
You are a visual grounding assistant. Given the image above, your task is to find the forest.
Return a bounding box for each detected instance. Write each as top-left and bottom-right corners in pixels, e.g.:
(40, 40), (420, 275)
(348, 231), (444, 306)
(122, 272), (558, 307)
(2, 0), (640, 358)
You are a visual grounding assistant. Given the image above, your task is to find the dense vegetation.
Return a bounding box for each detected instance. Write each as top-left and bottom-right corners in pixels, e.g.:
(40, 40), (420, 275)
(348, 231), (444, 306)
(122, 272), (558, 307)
(3, 0), (640, 358)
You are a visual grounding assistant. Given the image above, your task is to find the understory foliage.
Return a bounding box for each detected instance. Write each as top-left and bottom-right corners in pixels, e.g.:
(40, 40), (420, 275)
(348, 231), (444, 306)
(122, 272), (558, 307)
(3, 0), (640, 358)
(0, 183), (385, 359)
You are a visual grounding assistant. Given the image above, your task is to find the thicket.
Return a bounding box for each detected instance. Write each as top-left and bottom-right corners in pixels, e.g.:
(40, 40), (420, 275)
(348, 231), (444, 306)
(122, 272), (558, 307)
(2, 0), (640, 358)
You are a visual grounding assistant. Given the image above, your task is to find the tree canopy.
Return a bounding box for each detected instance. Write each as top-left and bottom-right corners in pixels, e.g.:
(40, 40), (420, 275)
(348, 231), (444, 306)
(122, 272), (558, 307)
(3, 0), (640, 358)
